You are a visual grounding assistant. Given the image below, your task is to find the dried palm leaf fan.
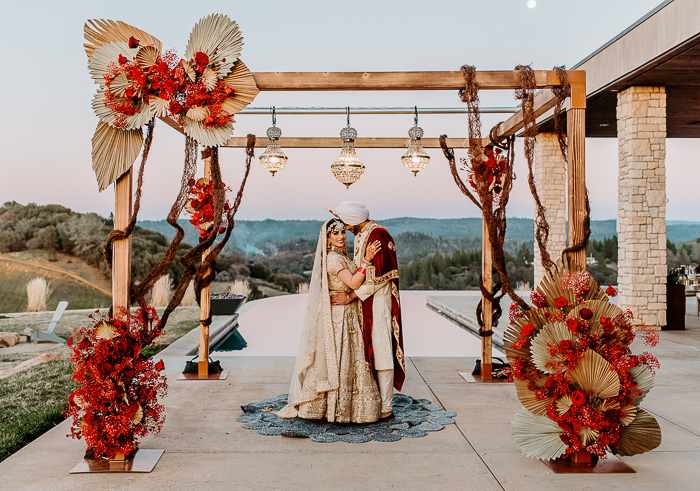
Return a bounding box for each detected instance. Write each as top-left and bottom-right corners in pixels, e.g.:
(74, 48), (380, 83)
(136, 45), (160, 68)
(614, 408), (662, 456)
(92, 89), (154, 130)
(84, 19), (162, 58)
(222, 60), (260, 114)
(629, 365), (655, 405)
(514, 378), (549, 416)
(95, 320), (119, 340)
(504, 306), (562, 362)
(555, 394), (572, 415)
(578, 427), (600, 446)
(184, 14), (243, 79)
(566, 349), (620, 400)
(92, 122), (143, 192)
(511, 409), (568, 460)
(180, 14), (257, 147)
(620, 404), (638, 426)
(85, 21), (162, 192)
(530, 322), (576, 374)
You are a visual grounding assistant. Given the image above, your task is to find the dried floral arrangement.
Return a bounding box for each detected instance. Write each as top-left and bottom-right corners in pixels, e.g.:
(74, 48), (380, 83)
(66, 307), (167, 459)
(462, 146), (507, 205)
(85, 14), (259, 191)
(184, 177), (232, 239)
(504, 260), (662, 460)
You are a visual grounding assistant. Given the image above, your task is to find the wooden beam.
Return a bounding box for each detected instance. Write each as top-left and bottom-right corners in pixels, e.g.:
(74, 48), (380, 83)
(112, 168), (132, 319)
(252, 71), (558, 91)
(481, 220), (493, 379)
(567, 107), (587, 272)
(486, 71), (586, 145)
(198, 151), (212, 379)
(224, 137), (469, 149)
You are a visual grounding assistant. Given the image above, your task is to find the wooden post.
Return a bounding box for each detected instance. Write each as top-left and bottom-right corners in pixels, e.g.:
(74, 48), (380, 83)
(481, 219), (493, 379)
(198, 149), (212, 378)
(567, 74), (587, 272)
(112, 168), (132, 319)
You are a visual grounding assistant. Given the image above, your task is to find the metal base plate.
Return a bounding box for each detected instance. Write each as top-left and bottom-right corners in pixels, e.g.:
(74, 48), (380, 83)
(542, 453), (635, 474)
(458, 372), (509, 383)
(177, 369), (229, 380)
(69, 449), (164, 473)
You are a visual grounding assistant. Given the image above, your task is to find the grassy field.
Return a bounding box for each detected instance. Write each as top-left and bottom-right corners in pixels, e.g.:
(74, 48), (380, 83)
(0, 357), (75, 462)
(0, 306), (201, 463)
(0, 251), (112, 313)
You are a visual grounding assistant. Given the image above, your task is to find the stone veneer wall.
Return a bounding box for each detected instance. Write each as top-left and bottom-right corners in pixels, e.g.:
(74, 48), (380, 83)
(616, 86), (667, 328)
(533, 133), (568, 286)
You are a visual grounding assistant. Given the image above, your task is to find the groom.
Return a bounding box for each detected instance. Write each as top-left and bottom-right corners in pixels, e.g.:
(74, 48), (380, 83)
(331, 201), (405, 419)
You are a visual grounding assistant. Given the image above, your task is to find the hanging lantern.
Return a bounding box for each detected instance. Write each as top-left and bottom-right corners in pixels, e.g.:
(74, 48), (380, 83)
(331, 107), (364, 189)
(259, 107), (288, 176)
(401, 106), (430, 176)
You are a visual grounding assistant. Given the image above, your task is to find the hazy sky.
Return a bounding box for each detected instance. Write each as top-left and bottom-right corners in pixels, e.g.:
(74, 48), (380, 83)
(1, 0), (697, 222)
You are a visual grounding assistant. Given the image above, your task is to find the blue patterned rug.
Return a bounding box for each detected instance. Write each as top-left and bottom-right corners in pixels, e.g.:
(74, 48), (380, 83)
(237, 393), (456, 443)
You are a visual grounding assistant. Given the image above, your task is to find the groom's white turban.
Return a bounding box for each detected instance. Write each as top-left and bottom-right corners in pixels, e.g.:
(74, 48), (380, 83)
(334, 201), (369, 226)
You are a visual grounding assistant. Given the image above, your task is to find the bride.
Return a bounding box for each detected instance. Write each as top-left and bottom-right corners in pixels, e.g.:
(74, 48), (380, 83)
(277, 218), (382, 423)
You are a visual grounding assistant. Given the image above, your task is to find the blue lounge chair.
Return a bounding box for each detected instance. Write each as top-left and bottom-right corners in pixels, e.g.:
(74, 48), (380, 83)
(23, 301), (69, 344)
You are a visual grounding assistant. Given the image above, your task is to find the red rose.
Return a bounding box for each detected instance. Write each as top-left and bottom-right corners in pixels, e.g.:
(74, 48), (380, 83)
(580, 308), (593, 320)
(566, 318), (578, 332)
(224, 87), (235, 97)
(128, 36), (139, 49)
(555, 296), (568, 308)
(169, 100), (184, 114)
(218, 226), (226, 234)
(222, 58), (226, 62)
(188, 178), (196, 186)
(606, 285), (616, 297)
(194, 51), (209, 67)
(155, 359), (165, 371)
(118, 54), (128, 65)
(164, 80), (177, 93)
(559, 340), (572, 350)
(521, 323), (535, 337)
(559, 433), (571, 445)
(571, 390), (586, 406)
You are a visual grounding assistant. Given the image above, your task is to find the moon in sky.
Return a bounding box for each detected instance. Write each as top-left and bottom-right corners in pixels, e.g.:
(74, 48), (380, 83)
(527, 0), (536, 8)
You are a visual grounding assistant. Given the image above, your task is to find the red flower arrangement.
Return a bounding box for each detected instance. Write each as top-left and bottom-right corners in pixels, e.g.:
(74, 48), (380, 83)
(505, 264), (662, 460)
(463, 146), (508, 206)
(606, 285), (617, 297)
(101, 46), (237, 130)
(184, 177), (232, 239)
(66, 307), (167, 459)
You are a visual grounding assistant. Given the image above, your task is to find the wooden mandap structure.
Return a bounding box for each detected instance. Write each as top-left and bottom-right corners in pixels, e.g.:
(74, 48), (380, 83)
(110, 69), (588, 379)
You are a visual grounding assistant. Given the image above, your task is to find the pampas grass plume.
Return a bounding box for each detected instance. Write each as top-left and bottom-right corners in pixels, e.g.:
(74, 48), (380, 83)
(26, 277), (50, 312)
(151, 275), (173, 307)
(181, 281), (197, 306)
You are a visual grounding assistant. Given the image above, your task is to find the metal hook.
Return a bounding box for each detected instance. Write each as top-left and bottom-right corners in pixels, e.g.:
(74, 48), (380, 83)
(271, 106), (276, 126)
(346, 106), (350, 126)
(414, 106), (418, 126)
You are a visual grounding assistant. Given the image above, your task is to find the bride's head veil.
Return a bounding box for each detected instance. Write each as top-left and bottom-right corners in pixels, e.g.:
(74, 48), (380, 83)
(285, 218), (341, 409)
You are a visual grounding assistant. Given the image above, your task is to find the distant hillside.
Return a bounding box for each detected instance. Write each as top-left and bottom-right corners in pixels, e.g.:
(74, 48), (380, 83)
(138, 217), (700, 253)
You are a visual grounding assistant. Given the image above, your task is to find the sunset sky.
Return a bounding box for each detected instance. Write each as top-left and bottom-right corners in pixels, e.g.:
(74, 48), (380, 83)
(2, 0), (697, 222)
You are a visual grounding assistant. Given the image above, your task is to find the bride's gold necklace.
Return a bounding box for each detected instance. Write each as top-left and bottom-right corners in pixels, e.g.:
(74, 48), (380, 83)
(330, 245), (346, 256)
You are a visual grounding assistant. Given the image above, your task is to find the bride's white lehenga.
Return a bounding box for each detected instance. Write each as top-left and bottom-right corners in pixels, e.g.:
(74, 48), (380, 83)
(277, 220), (381, 423)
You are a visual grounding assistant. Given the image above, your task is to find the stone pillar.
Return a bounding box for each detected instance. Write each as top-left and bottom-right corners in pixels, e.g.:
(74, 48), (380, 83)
(616, 86), (666, 329)
(533, 133), (568, 286)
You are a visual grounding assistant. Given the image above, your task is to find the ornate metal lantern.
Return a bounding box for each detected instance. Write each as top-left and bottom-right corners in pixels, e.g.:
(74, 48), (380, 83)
(401, 107), (430, 176)
(259, 107), (288, 176)
(331, 107), (365, 188)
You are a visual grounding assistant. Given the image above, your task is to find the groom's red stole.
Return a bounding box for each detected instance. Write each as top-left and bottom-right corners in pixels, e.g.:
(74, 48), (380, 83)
(359, 226), (406, 391)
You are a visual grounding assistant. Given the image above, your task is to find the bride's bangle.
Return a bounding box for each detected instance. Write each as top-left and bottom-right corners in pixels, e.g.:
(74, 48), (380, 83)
(361, 259), (371, 269)
(357, 267), (366, 275)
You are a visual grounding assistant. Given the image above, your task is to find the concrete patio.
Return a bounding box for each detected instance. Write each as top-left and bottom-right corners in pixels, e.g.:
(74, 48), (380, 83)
(1, 296), (699, 490)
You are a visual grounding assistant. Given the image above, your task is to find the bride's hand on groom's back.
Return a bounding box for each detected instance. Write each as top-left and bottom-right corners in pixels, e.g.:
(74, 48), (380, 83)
(364, 240), (382, 262)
